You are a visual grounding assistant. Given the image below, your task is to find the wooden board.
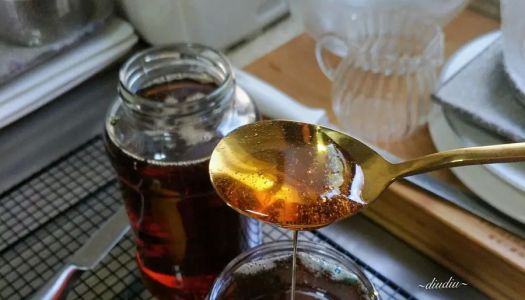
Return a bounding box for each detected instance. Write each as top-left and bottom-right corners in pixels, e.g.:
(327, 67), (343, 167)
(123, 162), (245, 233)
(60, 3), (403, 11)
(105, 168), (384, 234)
(245, 9), (525, 300)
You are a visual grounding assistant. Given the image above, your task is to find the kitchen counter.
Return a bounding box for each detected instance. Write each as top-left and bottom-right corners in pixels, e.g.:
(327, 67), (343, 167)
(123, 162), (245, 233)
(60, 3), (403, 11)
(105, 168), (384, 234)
(0, 8), (501, 300)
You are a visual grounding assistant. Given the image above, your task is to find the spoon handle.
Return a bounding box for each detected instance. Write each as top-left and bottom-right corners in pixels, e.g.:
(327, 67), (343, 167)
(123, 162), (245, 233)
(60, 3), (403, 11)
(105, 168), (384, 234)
(391, 143), (525, 178)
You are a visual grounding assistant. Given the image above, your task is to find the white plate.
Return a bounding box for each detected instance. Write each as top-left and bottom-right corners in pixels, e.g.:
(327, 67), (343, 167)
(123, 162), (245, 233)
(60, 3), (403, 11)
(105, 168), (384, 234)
(446, 111), (525, 193)
(429, 31), (525, 223)
(430, 107), (525, 223)
(441, 30), (525, 192)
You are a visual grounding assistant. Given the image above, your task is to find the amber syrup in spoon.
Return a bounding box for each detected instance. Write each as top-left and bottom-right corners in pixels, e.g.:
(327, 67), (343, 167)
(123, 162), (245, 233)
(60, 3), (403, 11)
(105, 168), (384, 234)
(210, 120), (367, 299)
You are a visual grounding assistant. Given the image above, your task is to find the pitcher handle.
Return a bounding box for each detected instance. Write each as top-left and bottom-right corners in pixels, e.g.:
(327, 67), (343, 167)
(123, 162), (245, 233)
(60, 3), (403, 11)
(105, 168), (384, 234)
(315, 33), (348, 81)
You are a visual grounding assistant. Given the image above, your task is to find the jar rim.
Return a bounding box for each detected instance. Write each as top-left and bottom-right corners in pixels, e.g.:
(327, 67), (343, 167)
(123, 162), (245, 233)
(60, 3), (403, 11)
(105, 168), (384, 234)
(208, 240), (378, 299)
(118, 43), (234, 117)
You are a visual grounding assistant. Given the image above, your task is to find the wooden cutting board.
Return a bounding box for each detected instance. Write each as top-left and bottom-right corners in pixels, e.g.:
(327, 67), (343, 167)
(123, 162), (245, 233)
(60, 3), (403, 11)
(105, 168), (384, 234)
(245, 9), (525, 300)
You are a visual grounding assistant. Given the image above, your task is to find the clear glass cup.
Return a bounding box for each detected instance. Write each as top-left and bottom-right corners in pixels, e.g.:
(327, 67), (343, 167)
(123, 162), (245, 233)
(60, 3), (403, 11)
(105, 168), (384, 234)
(316, 10), (444, 144)
(207, 240), (378, 300)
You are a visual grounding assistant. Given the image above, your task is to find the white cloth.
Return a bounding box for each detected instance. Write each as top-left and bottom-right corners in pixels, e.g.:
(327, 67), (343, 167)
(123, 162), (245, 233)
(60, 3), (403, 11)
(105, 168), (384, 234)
(433, 37), (525, 142)
(501, 0), (525, 97)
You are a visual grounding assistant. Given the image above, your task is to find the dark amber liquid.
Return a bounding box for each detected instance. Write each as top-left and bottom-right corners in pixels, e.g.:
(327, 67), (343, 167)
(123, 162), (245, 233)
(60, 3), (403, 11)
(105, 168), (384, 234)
(210, 121), (366, 230)
(138, 79), (217, 102)
(106, 79), (244, 299)
(209, 121), (368, 299)
(219, 253), (371, 300)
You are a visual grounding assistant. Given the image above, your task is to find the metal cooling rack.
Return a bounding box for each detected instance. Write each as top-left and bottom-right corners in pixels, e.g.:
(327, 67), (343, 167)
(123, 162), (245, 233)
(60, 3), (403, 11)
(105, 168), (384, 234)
(0, 136), (416, 300)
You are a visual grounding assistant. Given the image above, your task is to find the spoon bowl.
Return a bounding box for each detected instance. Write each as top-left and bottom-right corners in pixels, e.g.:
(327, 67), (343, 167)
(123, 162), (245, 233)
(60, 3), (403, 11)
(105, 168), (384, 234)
(210, 120), (525, 229)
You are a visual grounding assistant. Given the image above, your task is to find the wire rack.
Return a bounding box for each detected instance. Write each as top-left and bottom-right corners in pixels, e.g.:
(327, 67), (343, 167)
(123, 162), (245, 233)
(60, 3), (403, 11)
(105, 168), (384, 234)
(0, 136), (416, 300)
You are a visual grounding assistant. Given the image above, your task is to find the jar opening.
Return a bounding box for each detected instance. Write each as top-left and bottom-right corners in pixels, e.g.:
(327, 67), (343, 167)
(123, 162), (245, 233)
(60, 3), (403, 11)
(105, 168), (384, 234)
(118, 44), (234, 117)
(208, 241), (378, 300)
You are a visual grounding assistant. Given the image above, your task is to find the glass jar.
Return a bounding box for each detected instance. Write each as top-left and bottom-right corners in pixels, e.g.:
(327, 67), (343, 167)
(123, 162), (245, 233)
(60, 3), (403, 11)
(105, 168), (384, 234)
(104, 44), (260, 299)
(207, 240), (378, 299)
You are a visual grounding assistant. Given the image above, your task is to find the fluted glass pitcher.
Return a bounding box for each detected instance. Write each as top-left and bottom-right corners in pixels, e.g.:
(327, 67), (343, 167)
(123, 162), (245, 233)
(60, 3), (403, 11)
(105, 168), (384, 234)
(316, 10), (444, 143)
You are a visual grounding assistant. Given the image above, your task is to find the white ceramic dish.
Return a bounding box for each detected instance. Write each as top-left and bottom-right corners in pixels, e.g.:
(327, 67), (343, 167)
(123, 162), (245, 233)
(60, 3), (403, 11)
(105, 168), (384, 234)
(118, 0), (287, 49)
(430, 31), (525, 223)
(430, 106), (525, 223)
(446, 110), (525, 193)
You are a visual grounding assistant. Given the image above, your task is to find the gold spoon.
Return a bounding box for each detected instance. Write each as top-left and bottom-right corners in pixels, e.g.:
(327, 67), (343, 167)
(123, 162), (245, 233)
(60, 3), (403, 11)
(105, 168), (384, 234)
(209, 120), (525, 230)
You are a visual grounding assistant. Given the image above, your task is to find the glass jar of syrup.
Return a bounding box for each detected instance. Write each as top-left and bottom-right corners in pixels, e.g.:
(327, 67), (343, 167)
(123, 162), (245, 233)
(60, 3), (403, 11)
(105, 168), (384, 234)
(104, 44), (260, 299)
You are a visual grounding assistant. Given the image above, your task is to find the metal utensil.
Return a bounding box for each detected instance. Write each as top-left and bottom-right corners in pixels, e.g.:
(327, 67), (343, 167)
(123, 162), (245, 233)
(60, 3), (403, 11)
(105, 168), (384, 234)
(237, 69), (525, 235)
(31, 207), (130, 300)
(326, 111), (525, 237)
(209, 119), (525, 228)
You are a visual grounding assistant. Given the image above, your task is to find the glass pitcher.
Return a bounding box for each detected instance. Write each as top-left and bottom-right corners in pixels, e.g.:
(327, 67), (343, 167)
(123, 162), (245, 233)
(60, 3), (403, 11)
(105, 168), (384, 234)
(316, 10), (444, 143)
